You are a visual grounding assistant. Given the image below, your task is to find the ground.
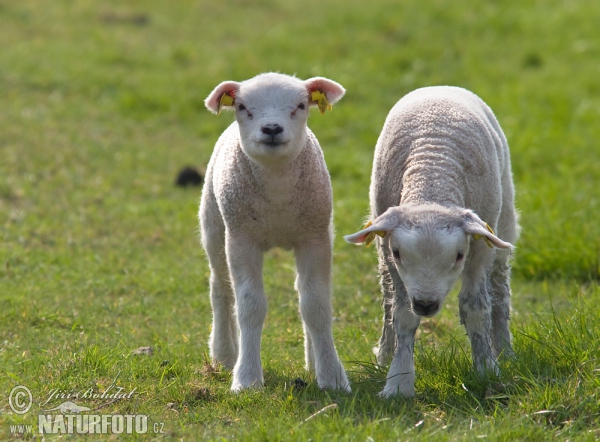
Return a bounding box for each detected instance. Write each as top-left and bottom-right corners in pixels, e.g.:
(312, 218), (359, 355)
(1, 0), (599, 440)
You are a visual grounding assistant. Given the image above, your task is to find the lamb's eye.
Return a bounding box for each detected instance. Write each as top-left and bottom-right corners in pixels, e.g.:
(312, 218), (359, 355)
(456, 252), (464, 262)
(238, 104), (246, 111)
(392, 249), (401, 260)
(298, 103), (305, 110)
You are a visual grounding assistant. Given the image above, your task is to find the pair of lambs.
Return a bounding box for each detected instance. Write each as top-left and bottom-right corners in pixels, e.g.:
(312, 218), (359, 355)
(199, 72), (518, 397)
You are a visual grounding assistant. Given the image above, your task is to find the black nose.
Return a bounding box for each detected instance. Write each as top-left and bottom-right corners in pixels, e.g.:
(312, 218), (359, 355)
(412, 300), (440, 317)
(261, 124), (283, 136)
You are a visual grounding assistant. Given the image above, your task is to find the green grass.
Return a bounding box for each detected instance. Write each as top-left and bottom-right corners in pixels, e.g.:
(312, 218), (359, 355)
(1, 0), (599, 439)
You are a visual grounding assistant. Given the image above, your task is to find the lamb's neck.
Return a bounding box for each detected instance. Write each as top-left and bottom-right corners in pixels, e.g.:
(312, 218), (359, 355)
(247, 155), (301, 204)
(400, 146), (465, 207)
(248, 156), (299, 181)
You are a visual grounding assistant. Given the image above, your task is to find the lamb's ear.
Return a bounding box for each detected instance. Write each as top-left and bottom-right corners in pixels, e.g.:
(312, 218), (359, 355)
(462, 211), (513, 249)
(344, 209), (401, 247)
(305, 77), (345, 115)
(205, 81), (240, 115)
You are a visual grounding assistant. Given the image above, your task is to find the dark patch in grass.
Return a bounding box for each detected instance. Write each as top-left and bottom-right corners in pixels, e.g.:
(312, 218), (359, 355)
(194, 387), (212, 401)
(292, 377), (308, 390)
(181, 386), (214, 408)
(523, 52), (543, 69)
(175, 166), (203, 187)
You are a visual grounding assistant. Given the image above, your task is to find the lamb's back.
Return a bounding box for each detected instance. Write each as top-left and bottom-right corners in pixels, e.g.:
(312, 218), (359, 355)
(370, 86), (509, 225)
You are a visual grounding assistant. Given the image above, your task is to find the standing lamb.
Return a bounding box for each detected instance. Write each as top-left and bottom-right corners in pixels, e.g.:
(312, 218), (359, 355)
(345, 86), (519, 397)
(200, 72), (350, 392)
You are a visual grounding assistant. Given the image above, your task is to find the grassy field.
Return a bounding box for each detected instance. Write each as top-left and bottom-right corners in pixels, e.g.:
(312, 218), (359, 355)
(1, 0), (599, 439)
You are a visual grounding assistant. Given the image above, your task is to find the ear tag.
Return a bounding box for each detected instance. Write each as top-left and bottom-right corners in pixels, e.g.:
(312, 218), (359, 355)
(217, 93), (235, 116)
(362, 220), (386, 247)
(310, 90), (332, 115)
(473, 223), (494, 248)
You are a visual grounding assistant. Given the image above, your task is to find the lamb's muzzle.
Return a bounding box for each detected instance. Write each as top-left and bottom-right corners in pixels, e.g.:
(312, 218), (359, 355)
(411, 299), (440, 317)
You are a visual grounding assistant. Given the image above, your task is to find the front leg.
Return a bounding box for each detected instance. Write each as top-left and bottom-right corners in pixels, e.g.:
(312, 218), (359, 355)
(201, 184), (238, 369)
(226, 233), (267, 392)
(302, 320), (315, 373)
(459, 273), (499, 377)
(380, 305), (420, 398)
(374, 238), (399, 366)
(295, 239), (350, 392)
(490, 254), (515, 359)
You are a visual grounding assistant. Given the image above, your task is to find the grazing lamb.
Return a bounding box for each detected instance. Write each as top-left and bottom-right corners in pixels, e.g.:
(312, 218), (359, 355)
(344, 86), (519, 397)
(200, 72), (350, 392)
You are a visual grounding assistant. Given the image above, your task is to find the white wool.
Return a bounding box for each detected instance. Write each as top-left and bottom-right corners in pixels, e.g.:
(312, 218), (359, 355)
(200, 72), (350, 392)
(345, 86), (519, 397)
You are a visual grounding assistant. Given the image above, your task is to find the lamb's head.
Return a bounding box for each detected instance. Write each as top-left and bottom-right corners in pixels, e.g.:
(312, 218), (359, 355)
(345, 204), (513, 318)
(205, 73), (345, 166)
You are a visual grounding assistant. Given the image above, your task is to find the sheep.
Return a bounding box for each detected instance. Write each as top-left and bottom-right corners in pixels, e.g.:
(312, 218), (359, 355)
(344, 86), (519, 398)
(200, 72), (350, 393)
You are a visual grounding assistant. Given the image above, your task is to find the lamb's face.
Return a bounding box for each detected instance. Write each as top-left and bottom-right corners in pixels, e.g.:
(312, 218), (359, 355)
(205, 73), (345, 168)
(388, 224), (469, 317)
(234, 77), (309, 166)
(344, 204), (513, 318)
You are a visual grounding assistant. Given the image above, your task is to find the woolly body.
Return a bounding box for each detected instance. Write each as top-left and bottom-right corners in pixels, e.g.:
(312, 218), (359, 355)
(200, 73), (350, 392)
(203, 123), (332, 250)
(345, 86), (519, 397)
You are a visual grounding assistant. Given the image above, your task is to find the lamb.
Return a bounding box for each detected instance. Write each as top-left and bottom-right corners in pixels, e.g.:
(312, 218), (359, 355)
(200, 72), (350, 392)
(344, 86), (519, 397)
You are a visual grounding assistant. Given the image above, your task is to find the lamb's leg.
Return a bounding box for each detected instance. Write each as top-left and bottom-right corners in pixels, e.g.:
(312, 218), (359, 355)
(374, 240), (400, 366)
(490, 254), (514, 359)
(226, 233), (267, 392)
(380, 302), (420, 398)
(459, 270), (499, 376)
(201, 198), (238, 369)
(490, 200), (518, 359)
(302, 321), (315, 373)
(294, 240), (350, 392)
(207, 253), (238, 369)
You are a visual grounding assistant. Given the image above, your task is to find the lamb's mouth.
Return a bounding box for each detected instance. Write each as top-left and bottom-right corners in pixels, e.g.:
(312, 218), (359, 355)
(262, 141), (287, 148)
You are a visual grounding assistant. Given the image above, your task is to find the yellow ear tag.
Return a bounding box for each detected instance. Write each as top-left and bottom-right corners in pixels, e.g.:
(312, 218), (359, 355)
(217, 93), (235, 116)
(362, 220), (387, 247)
(473, 223), (495, 248)
(310, 90), (332, 115)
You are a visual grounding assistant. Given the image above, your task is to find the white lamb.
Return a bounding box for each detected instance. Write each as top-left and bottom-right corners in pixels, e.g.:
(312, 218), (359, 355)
(200, 72), (350, 392)
(345, 86), (519, 397)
